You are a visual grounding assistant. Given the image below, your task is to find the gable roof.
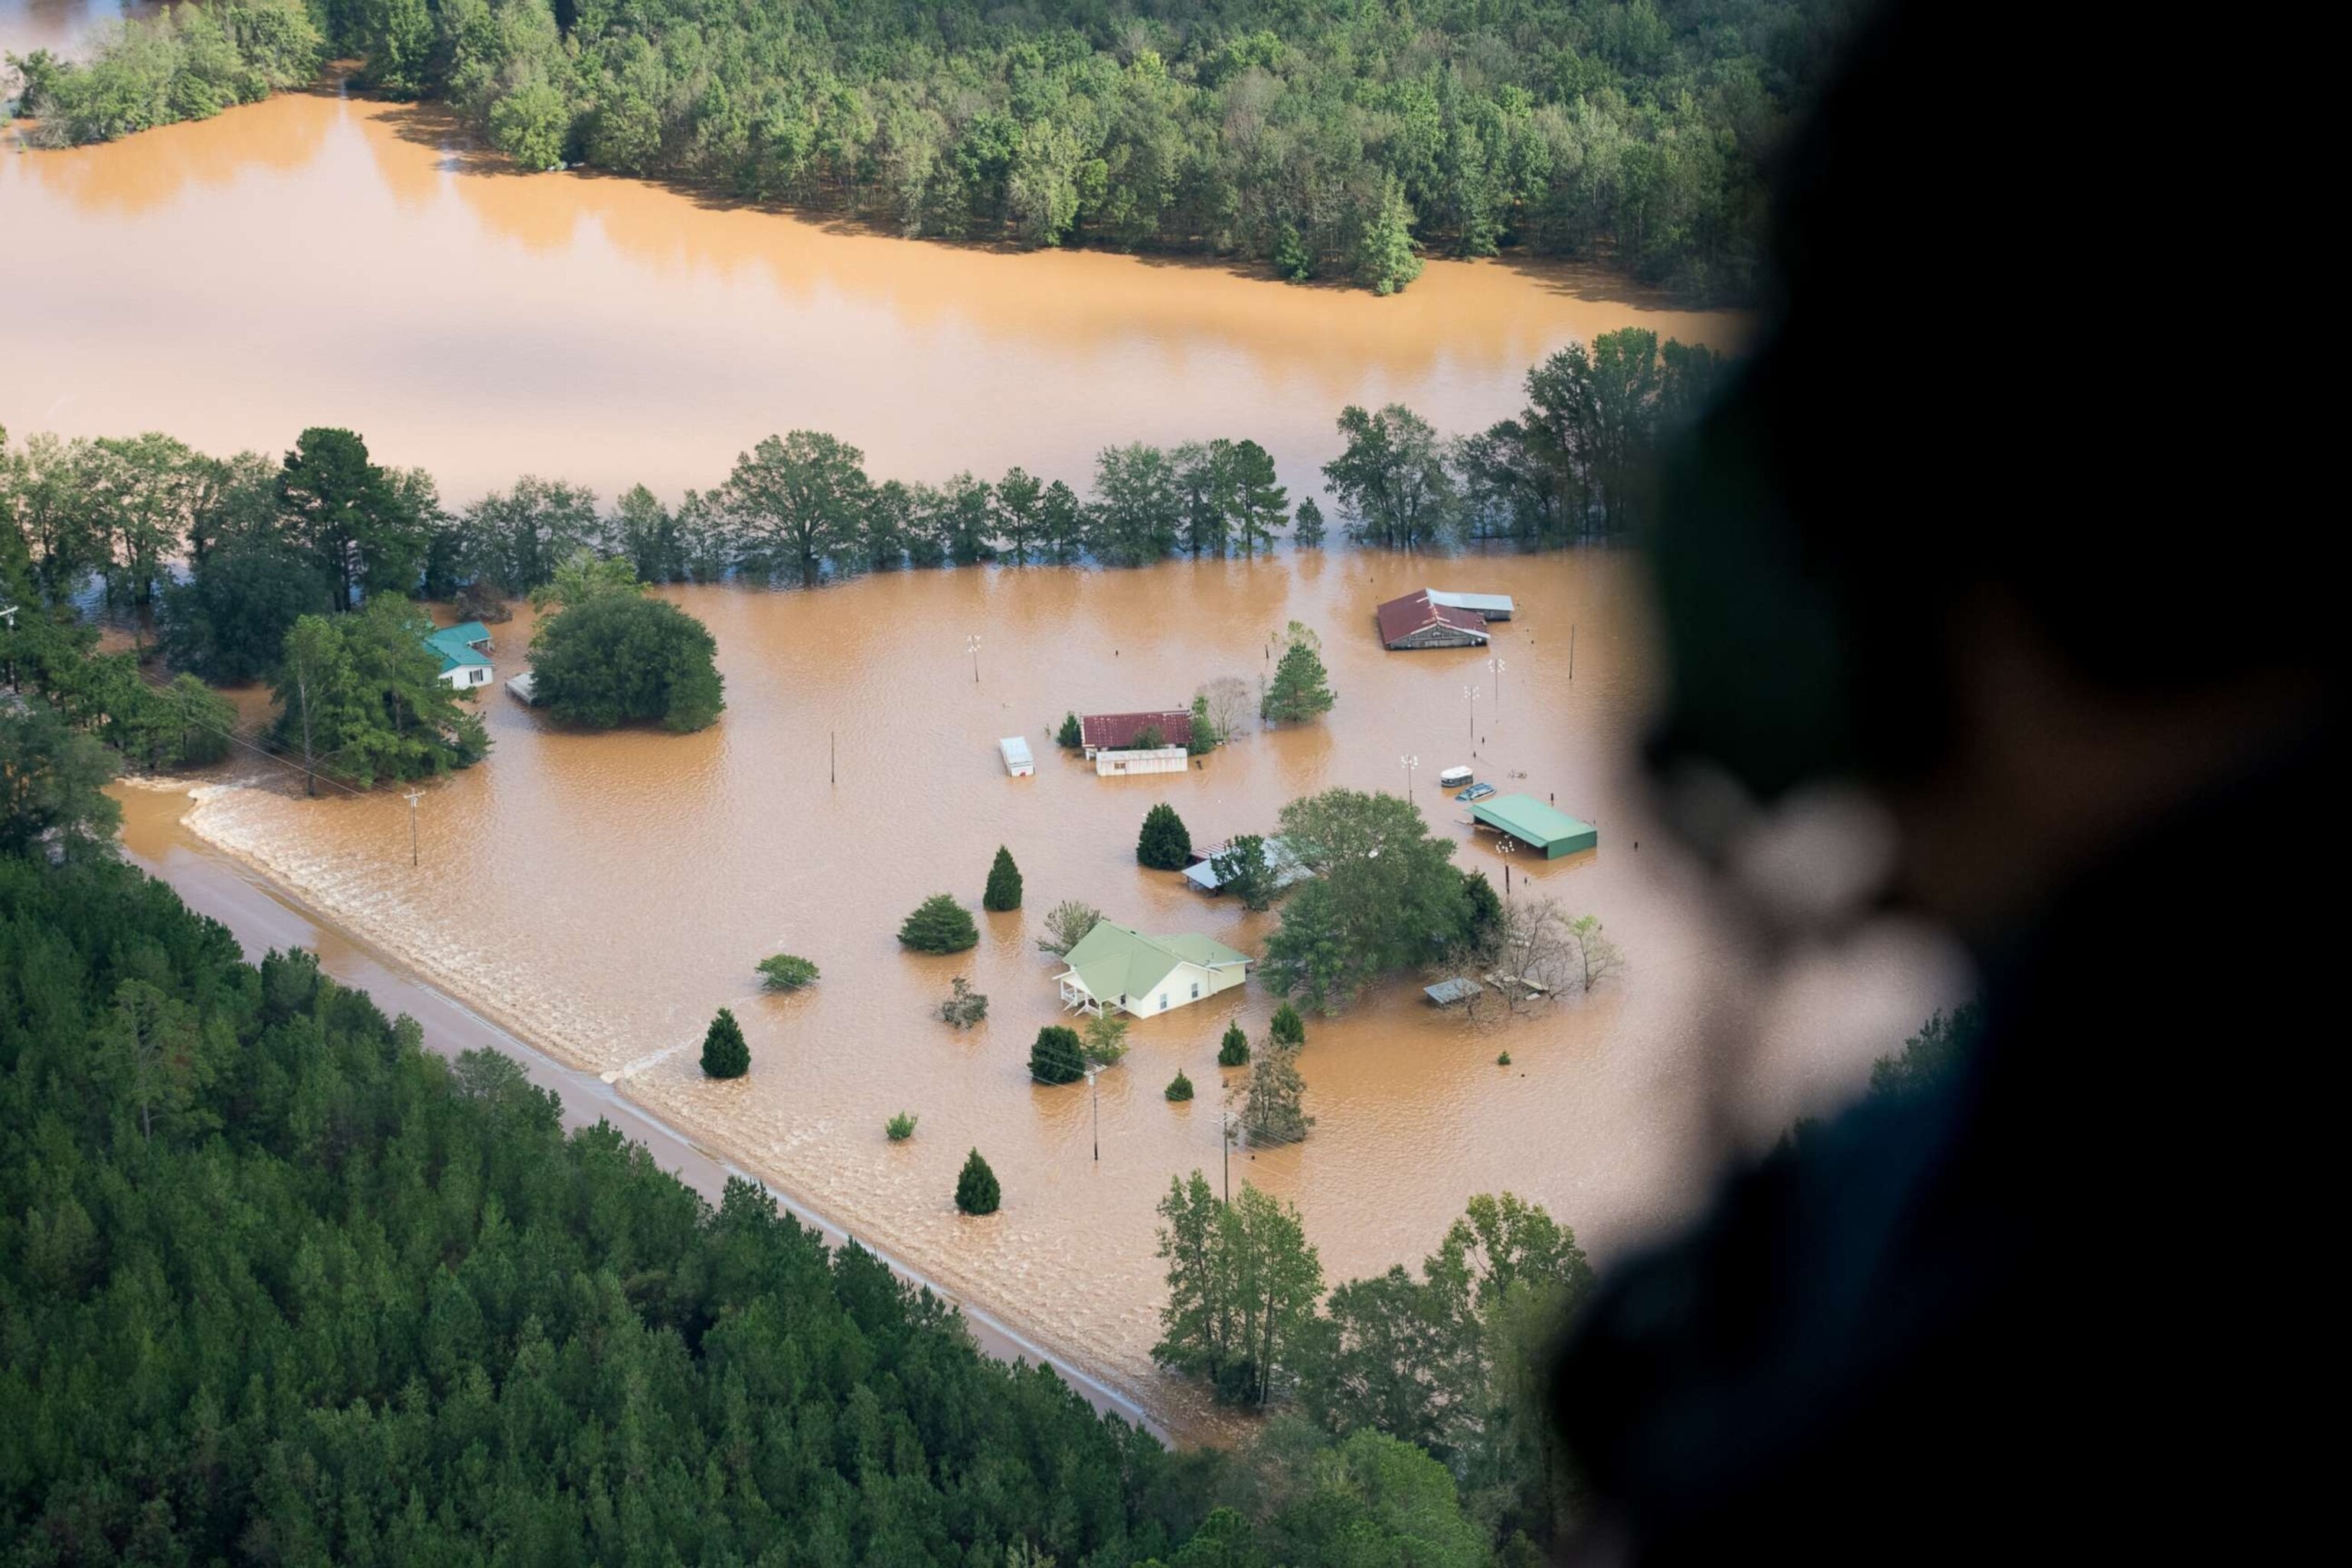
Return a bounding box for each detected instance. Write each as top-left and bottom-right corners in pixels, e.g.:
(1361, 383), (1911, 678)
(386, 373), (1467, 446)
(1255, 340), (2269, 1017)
(1080, 710), (1194, 750)
(423, 625), (492, 671)
(1468, 793), (1596, 849)
(1425, 590), (1515, 618)
(1376, 589), (1489, 646)
(1058, 920), (1250, 1002)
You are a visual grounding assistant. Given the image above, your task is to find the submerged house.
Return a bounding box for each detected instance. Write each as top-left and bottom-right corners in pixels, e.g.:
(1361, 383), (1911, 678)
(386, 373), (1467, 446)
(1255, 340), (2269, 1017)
(1376, 590), (1491, 651)
(1182, 835), (1313, 896)
(1078, 709), (1193, 776)
(425, 621), (495, 691)
(1055, 920), (1252, 1018)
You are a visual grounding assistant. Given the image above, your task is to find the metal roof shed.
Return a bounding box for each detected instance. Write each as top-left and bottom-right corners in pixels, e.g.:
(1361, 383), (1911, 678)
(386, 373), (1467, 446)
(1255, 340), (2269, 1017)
(1426, 590), (1516, 620)
(1468, 794), (1599, 858)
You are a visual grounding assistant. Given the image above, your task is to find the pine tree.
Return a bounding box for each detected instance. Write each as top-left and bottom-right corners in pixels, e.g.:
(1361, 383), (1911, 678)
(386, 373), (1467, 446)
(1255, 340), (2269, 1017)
(1269, 1002), (1306, 1048)
(1029, 1025), (1086, 1085)
(982, 846), (1023, 912)
(956, 1148), (1001, 1215)
(898, 893), (979, 953)
(1056, 711), (1082, 748)
(1292, 497), (1328, 548)
(1219, 1021), (1251, 1067)
(1263, 622), (1336, 726)
(701, 1007), (750, 1079)
(1165, 1071), (1194, 1102)
(1137, 802), (1193, 870)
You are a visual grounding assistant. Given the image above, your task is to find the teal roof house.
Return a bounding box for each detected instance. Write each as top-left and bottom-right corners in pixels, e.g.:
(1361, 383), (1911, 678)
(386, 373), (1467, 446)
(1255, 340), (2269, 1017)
(424, 621), (495, 691)
(1055, 920), (1252, 1018)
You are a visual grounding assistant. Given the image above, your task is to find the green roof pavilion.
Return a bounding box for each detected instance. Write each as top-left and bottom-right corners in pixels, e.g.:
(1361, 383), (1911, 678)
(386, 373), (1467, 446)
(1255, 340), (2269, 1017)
(1468, 794), (1598, 858)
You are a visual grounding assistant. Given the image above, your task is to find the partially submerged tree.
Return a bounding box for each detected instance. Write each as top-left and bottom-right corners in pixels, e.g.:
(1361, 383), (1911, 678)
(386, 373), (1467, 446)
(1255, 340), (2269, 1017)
(1056, 711), (1082, 748)
(1200, 675), (1252, 745)
(1166, 1071), (1194, 1102)
(939, 976), (989, 1029)
(1262, 622), (1336, 726)
(528, 589), (724, 733)
(1566, 914), (1624, 994)
(885, 1112), (918, 1142)
(1034, 899), (1102, 958)
(1154, 1174), (1324, 1406)
(1219, 1021), (1251, 1068)
(700, 1007), (750, 1079)
(1082, 1010), (1129, 1069)
(1028, 1025), (1085, 1086)
(1210, 834), (1279, 911)
(1137, 802), (1192, 869)
(898, 893), (979, 953)
(956, 1148), (1001, 1215)
(1269, 1002), (1307, 1048)
(756, 953), (818, 990)
(982, 845), (1023, 912)
(1235, 1039), (1312, 1145)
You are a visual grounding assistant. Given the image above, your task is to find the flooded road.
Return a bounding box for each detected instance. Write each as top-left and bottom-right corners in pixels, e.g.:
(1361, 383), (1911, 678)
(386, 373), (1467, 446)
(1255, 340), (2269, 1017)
(124, 554), (1965, 1432)
(3, 88), (1740, 503)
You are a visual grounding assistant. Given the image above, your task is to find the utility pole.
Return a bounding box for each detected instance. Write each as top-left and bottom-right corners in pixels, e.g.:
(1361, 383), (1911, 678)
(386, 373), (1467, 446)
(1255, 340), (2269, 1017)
(967, 634), (982, 684)
(1570, 624), (1576, 680)
(1088, 1067), (1100, 1162)
(1464, 684), (1479, 750)
(1400, 753), (1418, 807)
(403, 789), (423, 867)
(829, 730), (835, 786)
(1221, 1110), (1231, 1203)
(1487, 655), (1505, 727)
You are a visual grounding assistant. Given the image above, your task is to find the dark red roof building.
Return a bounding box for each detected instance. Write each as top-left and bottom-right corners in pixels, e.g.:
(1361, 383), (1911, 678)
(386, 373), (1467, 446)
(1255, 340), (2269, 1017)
(1079, 710), (1194, 754)
(1376, 589), (1491, 651)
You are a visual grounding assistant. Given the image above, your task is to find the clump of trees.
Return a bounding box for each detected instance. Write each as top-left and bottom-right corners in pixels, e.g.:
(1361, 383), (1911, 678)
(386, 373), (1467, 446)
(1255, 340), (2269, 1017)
(0, 703), (121, 858)
(939, 976), (989, 1029)
(528, 560), (725, 733)
(50, 0), (1846, 302)
(1262, 622), (1336, 726)
(1263, 788), (1485, 1013)
(10, 0), (324, 145)
(1138, 802), (1193, 869)
(898, 893), (978, 953)
(955, 1148), (1001, 1215)
(1028, 1025), (1086, 1086)
(757, 952), (818, 990)
(982, 845), (1023, 912)
(1155, 1174), (1325, 1407)
(701, 1006), (750, 1078)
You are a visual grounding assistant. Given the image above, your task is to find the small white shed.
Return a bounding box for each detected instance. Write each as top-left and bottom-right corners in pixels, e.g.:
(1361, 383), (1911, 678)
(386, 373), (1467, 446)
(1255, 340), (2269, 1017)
(999, 736), (1035, 776)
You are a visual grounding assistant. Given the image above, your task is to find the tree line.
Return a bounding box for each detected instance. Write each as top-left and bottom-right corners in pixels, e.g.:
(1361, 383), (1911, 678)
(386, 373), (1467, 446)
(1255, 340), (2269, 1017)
(10, 0), (1864, 301)
(0, 788), (1516, 1564)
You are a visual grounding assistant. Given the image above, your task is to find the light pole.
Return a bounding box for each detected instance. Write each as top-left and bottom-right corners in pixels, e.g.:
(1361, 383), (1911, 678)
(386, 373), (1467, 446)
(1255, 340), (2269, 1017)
(1221, 1109), (1233, 1202)
(402, 788), (423, 867)
(1086, 1066), (1100, 1162)
(966, 634), (982, 684)
(1497, 832), (1517, 897)
(1400, 753), (1418, 807)
(1464, 684), (1479, 750)
(1486, 656), (1505, 727)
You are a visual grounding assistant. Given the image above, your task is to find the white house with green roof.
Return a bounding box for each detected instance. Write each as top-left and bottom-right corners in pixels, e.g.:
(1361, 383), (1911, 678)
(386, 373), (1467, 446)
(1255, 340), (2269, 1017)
(1055, 920), (1252, 1018)
(423, 621), (495, 691)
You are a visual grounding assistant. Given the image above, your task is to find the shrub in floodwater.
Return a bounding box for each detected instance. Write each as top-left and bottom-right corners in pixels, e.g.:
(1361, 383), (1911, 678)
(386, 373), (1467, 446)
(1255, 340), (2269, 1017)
(1029, 1025), (1086, 1086)
(1166, 1071), (1194, 1102)
(701, 1007), (750, 1079)
(939, 977), (988, 1029)
(899, 893), (978, 953)
(1218, 1021), (1250, 1068)
(886, 1112), (918, 1142)
(956, 1148), (1001, 1215)
(983, 846), (1023, 912)
(1497, 1051), (1512, 1067)
(757, 952), (818, 990)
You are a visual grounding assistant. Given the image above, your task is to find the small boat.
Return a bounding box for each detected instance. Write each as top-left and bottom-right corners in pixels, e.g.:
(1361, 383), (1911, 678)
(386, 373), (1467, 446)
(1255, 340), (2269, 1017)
(1459, 781), (1497, 802)
(1438, 765), (1474, 789)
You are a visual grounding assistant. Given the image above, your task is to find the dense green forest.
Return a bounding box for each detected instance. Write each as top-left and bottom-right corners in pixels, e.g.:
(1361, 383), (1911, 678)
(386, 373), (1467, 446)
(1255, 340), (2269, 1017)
(8, 0), (1864, 299)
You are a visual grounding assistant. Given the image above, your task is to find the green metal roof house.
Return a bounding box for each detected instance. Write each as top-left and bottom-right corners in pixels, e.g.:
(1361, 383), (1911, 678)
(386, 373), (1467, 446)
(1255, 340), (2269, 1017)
(1468, 794), (1599, 858)
(423, 621), (494, 691)
(1055, 920), (1252, 1018)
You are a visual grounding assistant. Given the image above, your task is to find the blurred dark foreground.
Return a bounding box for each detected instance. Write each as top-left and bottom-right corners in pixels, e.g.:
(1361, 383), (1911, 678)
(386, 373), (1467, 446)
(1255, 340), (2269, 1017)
(1550, 2), (2339, 1560)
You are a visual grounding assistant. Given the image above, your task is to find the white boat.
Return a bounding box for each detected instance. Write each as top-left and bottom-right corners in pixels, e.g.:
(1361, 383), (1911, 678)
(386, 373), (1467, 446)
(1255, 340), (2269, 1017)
(1438, 765), (1474, 789)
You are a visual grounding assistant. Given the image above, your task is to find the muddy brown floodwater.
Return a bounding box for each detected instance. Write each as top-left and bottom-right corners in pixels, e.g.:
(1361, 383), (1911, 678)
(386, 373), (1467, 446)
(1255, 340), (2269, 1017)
(121, 554), (1965, 1438)
(3, 87), (1740, 504)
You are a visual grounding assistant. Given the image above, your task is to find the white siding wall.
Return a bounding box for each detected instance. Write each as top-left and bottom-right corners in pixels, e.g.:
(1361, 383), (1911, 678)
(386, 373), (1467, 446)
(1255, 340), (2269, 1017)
(1093, 746), (1190, 777)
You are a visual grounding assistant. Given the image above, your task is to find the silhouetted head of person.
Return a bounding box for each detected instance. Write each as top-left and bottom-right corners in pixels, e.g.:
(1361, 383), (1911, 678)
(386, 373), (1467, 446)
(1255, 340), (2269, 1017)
(1642, 2), (2335, 946)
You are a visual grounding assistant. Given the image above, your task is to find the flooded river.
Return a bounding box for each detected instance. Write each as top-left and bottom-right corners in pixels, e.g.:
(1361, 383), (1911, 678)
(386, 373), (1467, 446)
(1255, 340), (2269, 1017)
(3, 87), (1739, 502)
(122, 554), (1962, 1433)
